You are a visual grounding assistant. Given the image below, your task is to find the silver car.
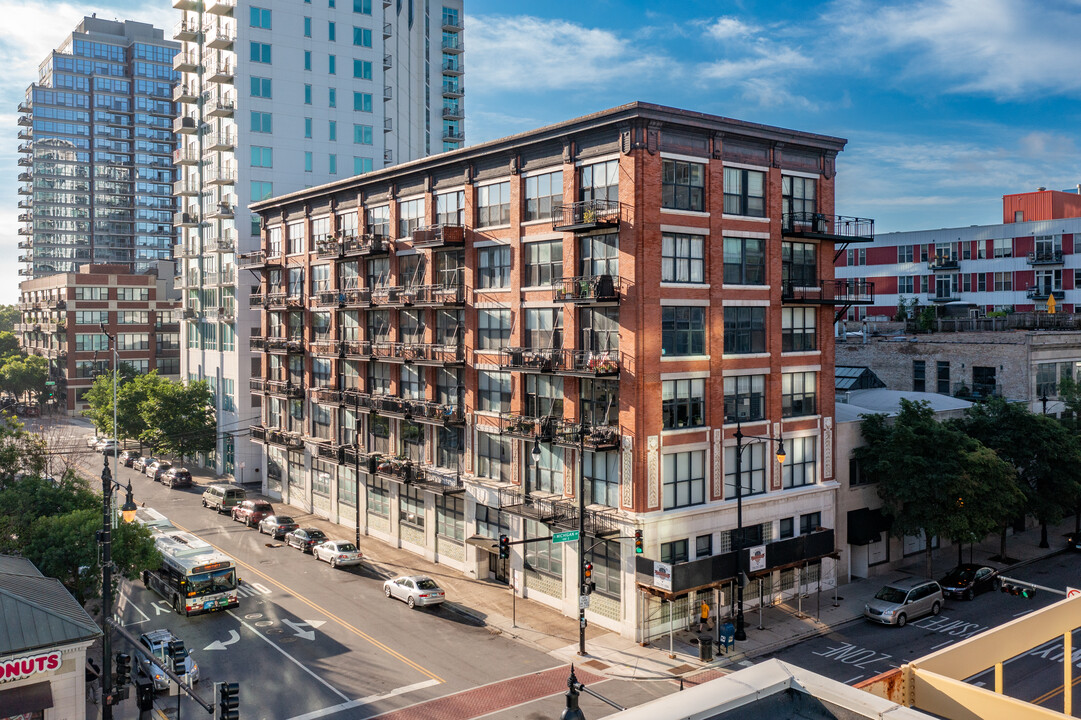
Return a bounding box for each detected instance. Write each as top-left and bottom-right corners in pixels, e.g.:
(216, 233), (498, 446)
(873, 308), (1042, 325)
(313, 540), (363, 569)
(864, 577), (943, 627)
(136, 628), (200, 691)
(383, 575), (445, 609)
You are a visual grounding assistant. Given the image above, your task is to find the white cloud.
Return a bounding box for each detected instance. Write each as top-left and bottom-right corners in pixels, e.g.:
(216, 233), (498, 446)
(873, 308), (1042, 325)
(704, 16), (760, 40)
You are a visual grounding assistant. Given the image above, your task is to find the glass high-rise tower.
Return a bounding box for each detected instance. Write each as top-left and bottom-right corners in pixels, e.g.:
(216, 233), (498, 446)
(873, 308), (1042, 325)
(17, 17), (178, 279)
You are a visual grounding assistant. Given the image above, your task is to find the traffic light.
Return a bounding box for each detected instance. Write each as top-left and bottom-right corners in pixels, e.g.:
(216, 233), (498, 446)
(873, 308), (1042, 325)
(498, 534), (510, 559)
(1000, 582), (1035, 598)
(114, 652), (131, 687)
(583, 562), (595, 595)
(217, 681), (239, 720)
(634, 529), (643, 554)
(167, 640), (187, 673)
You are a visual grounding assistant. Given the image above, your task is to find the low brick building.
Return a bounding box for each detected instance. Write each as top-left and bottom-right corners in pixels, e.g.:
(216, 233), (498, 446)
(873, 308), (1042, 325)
(17, 262), (181, 413)
(245, 102), (875, 640)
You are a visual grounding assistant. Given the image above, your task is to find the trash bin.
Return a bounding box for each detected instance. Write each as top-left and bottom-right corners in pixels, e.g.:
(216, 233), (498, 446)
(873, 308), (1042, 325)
(698, 636), (713, 662)
(135, 680), (154, 711)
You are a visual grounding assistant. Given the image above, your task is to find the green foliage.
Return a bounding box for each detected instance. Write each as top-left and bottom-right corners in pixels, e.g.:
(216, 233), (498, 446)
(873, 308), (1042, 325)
(0, 416), (48, 488)
(917, 306), (937, 332)
(0, 331), (21, 361)
(0, 306), (20, 334)
(82, 371), (121, 437)
(140, 379), (216, 464)
(855, 399), (1020, 576)
(0, 354), (48, 402)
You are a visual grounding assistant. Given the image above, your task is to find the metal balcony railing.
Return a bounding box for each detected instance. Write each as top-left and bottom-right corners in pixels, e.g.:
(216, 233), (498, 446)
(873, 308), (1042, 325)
(781, 212), (875, 243)
(552, 199), (620, 232)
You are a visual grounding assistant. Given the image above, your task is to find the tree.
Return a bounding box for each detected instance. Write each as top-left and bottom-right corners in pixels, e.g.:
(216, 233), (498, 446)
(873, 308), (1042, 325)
(140, 379), (216, 465)
(952, 397), (1081, 550)
(82, 371), (121, 437)
(0, 306), (20, 334)
(0, 331), (21, 361)
(855, 399), (1019, 576)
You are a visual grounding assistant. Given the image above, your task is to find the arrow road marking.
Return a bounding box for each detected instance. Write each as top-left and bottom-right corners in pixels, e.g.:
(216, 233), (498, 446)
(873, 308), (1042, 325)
(282, 619), (325, 640)
(204, 630), (241, 651)
(153, 601), (172, 616)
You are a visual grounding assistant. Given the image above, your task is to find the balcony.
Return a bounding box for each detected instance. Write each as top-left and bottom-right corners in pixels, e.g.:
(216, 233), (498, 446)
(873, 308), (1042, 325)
(205, 96), (235, 118)
(173, 51), (200, 73)
(266, 428), (304, 449)
(173, 18), (201, 41)
(265, 380), (304, 399)
(370, 286), (404, 307)
(500, 413), (558, 442)
(17, 101), (31, 113)
(310, 387), (343, 405)
(384, 118), (393, 133)
(17, 172), (32, 183)
(174, 212), (199, 227)
(442, 106), (464, 121)
(341, 234), (390, 257)
(552, 199), (621, 232)
(206, 132), (235, 151)
(442, 130), (465, 143)
(1026, 286), (1065, 301)
(554, 421), (621, 451)
(408, 399), (465, 426)
(500, 348), (620, 377)
(1027, 250), (1064, 266)
(411, 465), (465, 495)
(554, 275), (621, 304)
(312, 441), (344, 463)
(441, 59), (463, 75)
(927, 255), (959, 271)
(927, 292), (961, 303)
(17, 143), (31, 154)
(17, 113), (31, 127)
(310, 339), (341, 356)
(412, 224), (464, 248)
(238, 251), (273, 270)
(249, 378), (266, 393)
(206, 59), (235, 84)
(383, 85), (393, 101)
(174, 149), (200, 166)
(206, 234), (235, 251)
(18, 156), (31, 167)
(206, 166), (237, 186)
(382, 21), (392, 37)
(383, 53), (392, 70)
(952, 382), (1002, 401)
(248, 291), (286, 309)
(17, 128), (32, 141)
(369, 340), (405, 362)
(173, 0), (198, 10)
(205, 24), (236, 49)
(412, 284), (467, 307)
(206, 0), (236, 15)
(375, 457), (420, 484)
(174, 83), (198, 104)
(208, 201), (235, 221)
(408, 343), (466, 366)
(340, 288), (373, 308)
(441, 36), (463, 53)
(781, 212), (875, 244)
(781, 279), (875, 305)
(174, 116), (198, 135)
(174, 179), (199, 197)
(341, 340), (372, 358)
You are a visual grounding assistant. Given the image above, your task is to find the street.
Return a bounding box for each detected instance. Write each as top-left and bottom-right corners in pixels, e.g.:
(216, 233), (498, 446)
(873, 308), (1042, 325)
(762, 551), (1081, 715)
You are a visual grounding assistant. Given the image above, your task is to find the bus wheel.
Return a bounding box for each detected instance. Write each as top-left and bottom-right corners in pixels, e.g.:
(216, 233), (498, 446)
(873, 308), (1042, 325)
(173, 596), (182, 615)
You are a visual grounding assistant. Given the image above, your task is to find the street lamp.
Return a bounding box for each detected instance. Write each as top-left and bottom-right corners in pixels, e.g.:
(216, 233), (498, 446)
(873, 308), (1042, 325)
(100, 323), (120, 479)
(100, 453), (137, 718)
(728, 416), (785, 642)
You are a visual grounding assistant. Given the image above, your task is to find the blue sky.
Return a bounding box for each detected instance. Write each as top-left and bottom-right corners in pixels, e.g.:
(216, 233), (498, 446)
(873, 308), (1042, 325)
(3, 0), (1081, 302)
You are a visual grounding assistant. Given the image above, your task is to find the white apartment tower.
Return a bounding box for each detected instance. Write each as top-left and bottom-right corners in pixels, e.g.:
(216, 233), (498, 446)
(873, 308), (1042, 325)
(174, 0), (464, 478)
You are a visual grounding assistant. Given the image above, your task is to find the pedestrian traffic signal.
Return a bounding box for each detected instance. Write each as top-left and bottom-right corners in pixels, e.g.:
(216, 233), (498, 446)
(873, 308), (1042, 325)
(498, 534), (510, 559)
(114, 652), (131, 687)
(634, 529), (643, 554)
(217, 681), (239, 720)
(1000, 582), (1035, 598)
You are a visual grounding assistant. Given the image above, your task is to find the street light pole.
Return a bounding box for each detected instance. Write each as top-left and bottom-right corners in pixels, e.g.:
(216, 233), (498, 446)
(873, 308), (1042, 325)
(577, 422), (586, 656)
(100, 323), (119, 479)
(99, 454), (138, 718)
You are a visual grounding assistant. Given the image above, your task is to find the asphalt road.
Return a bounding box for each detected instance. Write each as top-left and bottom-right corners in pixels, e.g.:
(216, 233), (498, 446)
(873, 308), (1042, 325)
(761, 551), (1081, 714)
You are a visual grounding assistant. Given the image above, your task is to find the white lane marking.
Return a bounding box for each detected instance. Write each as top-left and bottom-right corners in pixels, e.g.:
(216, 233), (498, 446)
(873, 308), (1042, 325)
(204, 629), (241, 651)
(116, 593), (151, 626)
(286, 679), (440, 720)
(153, 600), (172, 616)
(283, 618), (325, 641)
(844, 674), (865, 685)
(974, 681), (986, 687)
(468, 678), (614, 720)
(1013, 609), (1035, 618)
(226, 609), (348, 701)
(932, 640), (955, 651)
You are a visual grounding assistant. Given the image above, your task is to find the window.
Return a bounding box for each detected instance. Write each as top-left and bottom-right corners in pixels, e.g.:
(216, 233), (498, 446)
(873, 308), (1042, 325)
(117, 288), (148, 301)
(477, 182), (510, 227)
(662, 159), (705, 211)
(977, 273), (987, 292)
(329, 121), (337, 141)
(250, 76), (272, 98)
(779, 518), (794, 539)
(897, 245), (914, 263)
(781, 307), (816, 352)
(782, 242), (816, 287)
(783, 436), (817, 488)
(329, 154), (337, 174)
(329, 88), (336, 107)
(328, 21), (336, 41)
(354, 157), (373, 175)
(937, 361), (950, 394)
(477, 309), (511, 350)
(723, 306), (766, 354)
(724, 374), (765, 422)
(477, 371), (511, 413)
(661, 540), (689, 564)
(993, 238), (1012, 258)
(250, 42), (271, 64)
(353, 92), (372, 112)
(696, 535), (713, 558)
(476, 433), (509, 482)
(587, 540), (621, 598)
(662, 379), (704, 429)
(525, 240), (562, 287)
(250, 6), (271, 28)
(524, 375), (562, 418)
(304, 117), (313, 138)
(475, 503), (509, 539)
(526, 443), (563, 494)
(524, 171), (562, 221)
(662, 233), (705, 283)
(399, 486), (424, 529)
(304, 84), (312, 104)
(251, 181), (273, 202)
(251, 146), (272, 167)
(304, 51), (312, 70)
(800, 512), (822, 535)
(524, 519), (561, 575)
(304, 16), (312, 36)
(898, 276), (915, 294)
(76, 333), (108, 352)
(580, 160), (618, 203)
(724, 167), (765, 217)
(74, 310), (108, 324)
(118, 311), (148, 324)
(434, 190), (464, 226)
(584, 451), (619, 507)
(782, 175), (816, 220)
(524, 308), (562, 349)
(367, 478), (390, 516)
(477, 246), (510, 288)
(353, 59), (372, 79)
(287, 221), (304, 254)
(353, 26), (372, 46)
(74, 287), (107, 300)
(782, 371), (817, 417)
(663, 450), (705, 509)
(436, 495), (464, 541)
(251, 111), (272, 133)
(723, 237), (765, 285)
(993, 272), (1012, 292)
(397, 198), (424, 236)
(661, 306), (705, 356)
(354, 0), (371, 11)
(724, 437), (765, 499)
(913, 360), (926, 392)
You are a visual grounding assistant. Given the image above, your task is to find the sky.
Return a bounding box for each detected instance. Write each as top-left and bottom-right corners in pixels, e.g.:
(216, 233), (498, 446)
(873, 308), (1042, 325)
(3, 0), (1081, 302)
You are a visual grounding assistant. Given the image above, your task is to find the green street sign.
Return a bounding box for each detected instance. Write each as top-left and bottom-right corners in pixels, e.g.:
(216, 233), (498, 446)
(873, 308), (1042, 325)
(44, 381), (56, 386)
(552, 530), (580, 544)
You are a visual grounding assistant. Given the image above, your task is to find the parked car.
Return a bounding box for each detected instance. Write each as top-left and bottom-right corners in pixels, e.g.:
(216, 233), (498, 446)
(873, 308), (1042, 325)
(938, 564), (1000, 600)
(136, 629), (200, 692)
(99, 439), (120, 455)
(283, 528), (328, 553)
(133, 456), (155, 473)
(201, 484), (246, 513)
(232, 500), (275, 527)
(1066, 532), (1081, 552)
(119, 450), (141, 468)
(93, 437), (115, 450)
(864, 577), (943, 627)
(313, 540), (363, 568)
(86, 433), (102, 448)
(258, 515), (299, 540)
(383, 575), (445, 609)
(161, 468), (192, 488)
(147, 461), (172, 481)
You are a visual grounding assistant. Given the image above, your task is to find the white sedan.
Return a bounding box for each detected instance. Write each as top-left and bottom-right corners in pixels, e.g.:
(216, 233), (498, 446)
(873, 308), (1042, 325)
(383, 575), (445, 609)
(312, 540), (363, 569)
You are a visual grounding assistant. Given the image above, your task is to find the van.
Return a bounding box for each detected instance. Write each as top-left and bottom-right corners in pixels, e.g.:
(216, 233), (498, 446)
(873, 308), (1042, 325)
(201, 484), (246, 513)
(864, 576), (944, 627)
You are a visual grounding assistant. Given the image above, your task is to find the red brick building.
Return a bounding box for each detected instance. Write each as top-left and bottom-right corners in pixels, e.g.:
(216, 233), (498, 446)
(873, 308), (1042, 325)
(246, 103), (873, 639)
(17, 262), (181, 413)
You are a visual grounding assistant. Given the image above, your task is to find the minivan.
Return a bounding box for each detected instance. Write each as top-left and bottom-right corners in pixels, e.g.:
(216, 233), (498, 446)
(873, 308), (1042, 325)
(864, 577), (944, 627)
(202, 484), (246, 513)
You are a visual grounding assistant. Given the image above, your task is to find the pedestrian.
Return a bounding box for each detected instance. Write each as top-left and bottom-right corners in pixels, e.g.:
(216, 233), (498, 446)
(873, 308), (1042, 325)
(699, 600), (713, 633)
(86, 656), (101, 705)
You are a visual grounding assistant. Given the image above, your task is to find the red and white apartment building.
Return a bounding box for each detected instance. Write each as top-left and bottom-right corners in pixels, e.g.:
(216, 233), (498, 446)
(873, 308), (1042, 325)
(244, 103), (874, 641)
(837, 187), (1081, 319)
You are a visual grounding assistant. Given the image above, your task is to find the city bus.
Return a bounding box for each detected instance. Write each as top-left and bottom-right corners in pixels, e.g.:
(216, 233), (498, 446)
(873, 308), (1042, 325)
(136, 508), (240, 616)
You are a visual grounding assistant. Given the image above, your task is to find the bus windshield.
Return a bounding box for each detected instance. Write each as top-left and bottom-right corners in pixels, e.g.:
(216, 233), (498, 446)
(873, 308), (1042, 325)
(189, 567), (236, 596)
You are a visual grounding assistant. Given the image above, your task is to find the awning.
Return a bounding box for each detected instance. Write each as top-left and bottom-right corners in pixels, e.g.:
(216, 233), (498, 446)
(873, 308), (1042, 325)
(847, 507), (891, 546)
(464, 535), (497, 553)
(0, 680), (54, 716)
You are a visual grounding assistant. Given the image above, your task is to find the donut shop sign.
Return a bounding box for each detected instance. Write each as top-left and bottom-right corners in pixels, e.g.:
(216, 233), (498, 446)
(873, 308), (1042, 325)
(0, 651), (62, 683)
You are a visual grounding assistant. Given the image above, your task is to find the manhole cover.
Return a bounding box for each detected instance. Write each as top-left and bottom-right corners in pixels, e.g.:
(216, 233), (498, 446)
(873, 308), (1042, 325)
(266, 627), (283, 635)
(244, 614), (263, 620)
(255, 620), (274, 627)
(279, 637), (296, 643)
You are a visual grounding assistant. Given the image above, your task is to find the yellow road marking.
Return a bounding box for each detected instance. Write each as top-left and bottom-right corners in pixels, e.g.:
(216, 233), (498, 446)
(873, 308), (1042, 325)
(170, 520), (444, 684)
